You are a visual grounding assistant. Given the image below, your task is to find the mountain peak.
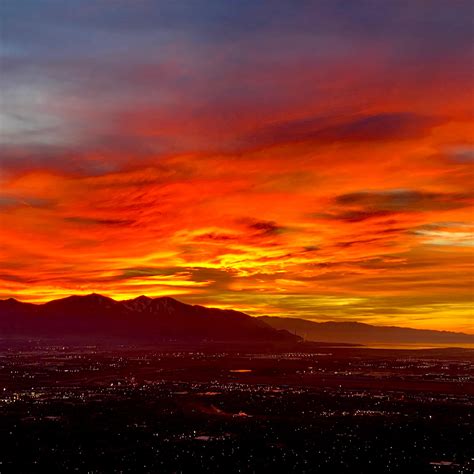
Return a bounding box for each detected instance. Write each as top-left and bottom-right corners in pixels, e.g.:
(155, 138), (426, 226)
(133, 295), (152, 302)
(73, 293), (114, 303)
(2, 297), (20, 305)
(155, 296), (180, 304)
(87, 292), (110, 299)
(122, 295), (183, 314)
(42, 293), (117, 309)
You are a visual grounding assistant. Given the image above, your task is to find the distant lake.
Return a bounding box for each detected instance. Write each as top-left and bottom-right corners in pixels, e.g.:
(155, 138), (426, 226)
(362, 342), (474, 350)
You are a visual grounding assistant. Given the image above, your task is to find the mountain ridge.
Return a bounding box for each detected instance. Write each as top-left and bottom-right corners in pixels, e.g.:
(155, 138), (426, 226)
(259, 316), (474, 344)
(1, 294), (472, 345)
(0, 294), (299, 344)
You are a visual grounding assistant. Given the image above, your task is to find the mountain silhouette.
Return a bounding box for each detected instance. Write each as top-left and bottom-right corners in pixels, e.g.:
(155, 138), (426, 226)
(0, 294), (299, 343)
(259, 316), (474, 345)
(2, 294), (472, 346)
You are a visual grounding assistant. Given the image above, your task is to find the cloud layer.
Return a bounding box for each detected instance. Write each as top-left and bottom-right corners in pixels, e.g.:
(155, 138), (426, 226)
(1, 1), (473, 332)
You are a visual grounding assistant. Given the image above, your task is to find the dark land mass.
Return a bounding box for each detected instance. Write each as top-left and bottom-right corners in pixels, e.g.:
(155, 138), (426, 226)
(2, 295), (473, 471)
(0, 294), (299, 344)
(2, 294), (472, 347)
(260, 315), (474, 345)
(0, 342), (473, 473)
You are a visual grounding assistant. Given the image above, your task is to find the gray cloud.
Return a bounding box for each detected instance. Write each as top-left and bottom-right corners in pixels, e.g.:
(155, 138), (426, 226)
(241, 113), (443, 150)
(335, 190), (472, 213)
(247, 220), (284, 236)
(64, 217), (136, 227)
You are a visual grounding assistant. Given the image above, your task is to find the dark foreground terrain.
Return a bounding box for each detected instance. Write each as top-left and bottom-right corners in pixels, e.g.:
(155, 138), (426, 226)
(0, 342), (473, 473)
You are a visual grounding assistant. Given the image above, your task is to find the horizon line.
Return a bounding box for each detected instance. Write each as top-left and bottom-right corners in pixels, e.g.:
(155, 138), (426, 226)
(2, 292), (473, 336)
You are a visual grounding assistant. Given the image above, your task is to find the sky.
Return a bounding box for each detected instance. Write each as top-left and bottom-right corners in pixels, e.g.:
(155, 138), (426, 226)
(0, 1), (473, 332)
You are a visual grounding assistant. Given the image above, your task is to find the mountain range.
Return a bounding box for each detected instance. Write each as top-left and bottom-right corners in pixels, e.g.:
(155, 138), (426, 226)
(259, 316), (474, 345)
(1, 294), (472, 346)
(0, 294), (298, 344)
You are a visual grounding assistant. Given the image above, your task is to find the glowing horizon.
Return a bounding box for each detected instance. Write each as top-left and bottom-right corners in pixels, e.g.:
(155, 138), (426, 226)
(1, 1), (473, 334)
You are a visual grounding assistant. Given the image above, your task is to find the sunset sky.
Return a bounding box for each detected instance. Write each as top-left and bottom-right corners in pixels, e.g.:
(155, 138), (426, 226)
(1, 1), (473, 332)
